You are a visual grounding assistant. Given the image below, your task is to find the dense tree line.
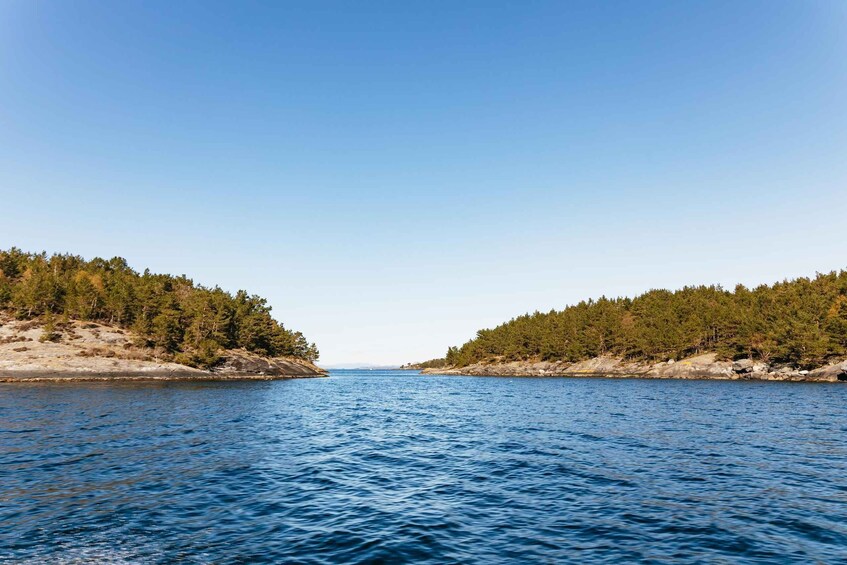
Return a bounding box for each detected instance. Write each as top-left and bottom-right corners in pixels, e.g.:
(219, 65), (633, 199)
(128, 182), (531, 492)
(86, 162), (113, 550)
(403, 358), (449, 370)
(0, 248), (318, 367)
(445, 271), (847, 369)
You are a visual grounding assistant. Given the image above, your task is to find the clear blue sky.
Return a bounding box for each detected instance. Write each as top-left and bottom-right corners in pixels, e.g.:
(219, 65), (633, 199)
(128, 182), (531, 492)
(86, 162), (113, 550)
(1, 1), (845, 366)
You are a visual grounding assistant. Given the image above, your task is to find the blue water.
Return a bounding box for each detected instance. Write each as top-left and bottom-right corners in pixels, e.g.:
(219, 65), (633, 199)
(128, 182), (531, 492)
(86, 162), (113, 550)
(2, 370), (846, 563)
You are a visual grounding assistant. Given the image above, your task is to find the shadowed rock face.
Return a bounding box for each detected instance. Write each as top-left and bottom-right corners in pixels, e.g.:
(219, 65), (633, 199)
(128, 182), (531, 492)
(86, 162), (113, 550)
(810, 360), (847, 382)
(214, 351), (326, 377)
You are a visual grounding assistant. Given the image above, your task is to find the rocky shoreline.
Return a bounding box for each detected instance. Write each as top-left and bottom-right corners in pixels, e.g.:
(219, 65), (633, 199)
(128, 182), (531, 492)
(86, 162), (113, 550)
(0, 316), (327, 383)
(0, 371), (328, 383)
(422, 353), (847, 382)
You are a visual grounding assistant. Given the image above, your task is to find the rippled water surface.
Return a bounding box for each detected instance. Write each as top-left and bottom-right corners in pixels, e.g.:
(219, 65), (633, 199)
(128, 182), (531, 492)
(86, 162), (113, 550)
(2, 371), (847, 563)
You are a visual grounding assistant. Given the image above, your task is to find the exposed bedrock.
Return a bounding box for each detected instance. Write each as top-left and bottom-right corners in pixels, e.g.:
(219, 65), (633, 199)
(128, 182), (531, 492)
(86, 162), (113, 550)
(423, 354), (846, 382)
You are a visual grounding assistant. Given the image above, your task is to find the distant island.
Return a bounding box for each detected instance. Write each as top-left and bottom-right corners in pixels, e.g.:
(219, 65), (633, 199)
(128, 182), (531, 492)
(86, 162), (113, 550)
(0, 248), (325, 381)
(418, 271), (847, 382)
(323, 364), (402, 370)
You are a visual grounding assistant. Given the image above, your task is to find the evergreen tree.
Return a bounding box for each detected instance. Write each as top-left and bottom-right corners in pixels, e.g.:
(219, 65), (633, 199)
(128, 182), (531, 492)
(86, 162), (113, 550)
(0, 248), (319, 367)
(443, 269), (847, 368)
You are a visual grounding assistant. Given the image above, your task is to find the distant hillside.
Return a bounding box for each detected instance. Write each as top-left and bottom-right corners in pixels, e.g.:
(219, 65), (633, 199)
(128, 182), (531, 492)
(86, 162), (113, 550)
(440, 270), (847, 372)
(0, 248), (319, 375)
(322, 363), (401, 370)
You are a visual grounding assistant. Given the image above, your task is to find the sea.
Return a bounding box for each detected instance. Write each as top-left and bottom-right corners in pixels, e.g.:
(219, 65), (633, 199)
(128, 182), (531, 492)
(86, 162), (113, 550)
(1, 370), (846, 563)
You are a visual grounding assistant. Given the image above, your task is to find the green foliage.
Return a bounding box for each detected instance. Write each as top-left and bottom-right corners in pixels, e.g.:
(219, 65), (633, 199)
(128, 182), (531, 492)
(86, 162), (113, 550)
(407, 357), (449, 369)
(445, 346), (459, 366)
(447, 271), (847, 369)
(174, 339), (222, 370)
(39, 311), (60, 343)
(0, 248), (319, 365)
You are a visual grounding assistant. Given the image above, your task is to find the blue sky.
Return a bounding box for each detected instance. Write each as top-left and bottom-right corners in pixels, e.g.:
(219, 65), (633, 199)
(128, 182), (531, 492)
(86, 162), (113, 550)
(1, 1), (845, 366)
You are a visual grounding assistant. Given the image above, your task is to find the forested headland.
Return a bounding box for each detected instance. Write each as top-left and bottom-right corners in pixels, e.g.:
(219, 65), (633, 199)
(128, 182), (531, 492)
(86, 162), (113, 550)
(442, 271), (847, 371)
(0, 248), (318, 369)
(399, 358), (449, 370)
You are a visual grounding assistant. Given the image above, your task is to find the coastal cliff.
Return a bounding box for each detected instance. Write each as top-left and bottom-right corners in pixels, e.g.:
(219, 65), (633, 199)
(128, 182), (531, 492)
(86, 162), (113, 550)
(422, 353), (847, 382)
(0, 315), (326, 382)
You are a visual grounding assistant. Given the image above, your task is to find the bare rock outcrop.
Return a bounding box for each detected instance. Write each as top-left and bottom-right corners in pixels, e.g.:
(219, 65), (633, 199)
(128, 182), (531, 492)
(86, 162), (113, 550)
(214, 350), (325, 377)
(809, 360), (847, 382)
(423, 353), (845, 382)
(0, 315), (326, 382)
(647, 353), (735, 379)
